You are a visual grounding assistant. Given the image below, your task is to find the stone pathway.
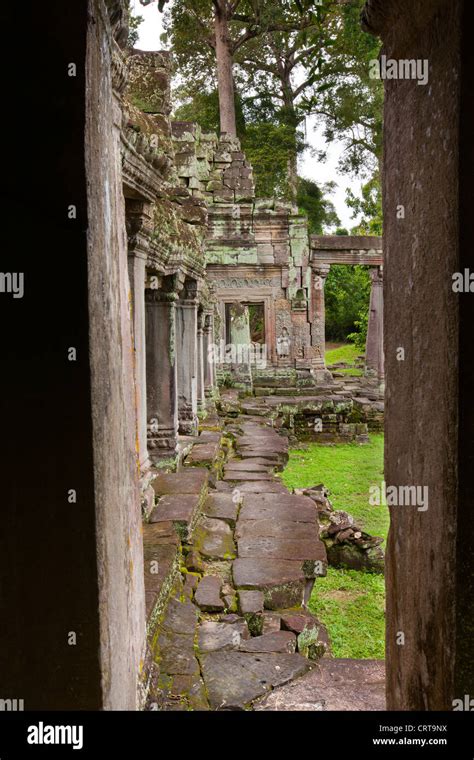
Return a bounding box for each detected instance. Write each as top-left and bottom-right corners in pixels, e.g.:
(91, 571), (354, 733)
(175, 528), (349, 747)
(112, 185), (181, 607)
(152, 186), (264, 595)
(144, 402), (385, 711)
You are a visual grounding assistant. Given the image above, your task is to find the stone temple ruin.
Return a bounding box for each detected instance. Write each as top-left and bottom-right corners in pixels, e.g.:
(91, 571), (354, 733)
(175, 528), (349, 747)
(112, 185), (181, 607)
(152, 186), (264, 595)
(9, 0), (474, 710)
(125, 49), (384, 481)
(14, 0), (472, 714)
(94, 37), (386, 709)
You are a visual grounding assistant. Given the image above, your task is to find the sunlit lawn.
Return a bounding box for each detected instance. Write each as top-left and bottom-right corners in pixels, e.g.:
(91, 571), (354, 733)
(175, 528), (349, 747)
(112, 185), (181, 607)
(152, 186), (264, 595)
(325, 342), (361, 367)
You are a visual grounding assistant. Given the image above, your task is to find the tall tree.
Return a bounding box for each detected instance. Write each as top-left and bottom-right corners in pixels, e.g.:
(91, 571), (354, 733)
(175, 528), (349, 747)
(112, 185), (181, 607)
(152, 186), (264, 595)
(160, 0), (322, 139)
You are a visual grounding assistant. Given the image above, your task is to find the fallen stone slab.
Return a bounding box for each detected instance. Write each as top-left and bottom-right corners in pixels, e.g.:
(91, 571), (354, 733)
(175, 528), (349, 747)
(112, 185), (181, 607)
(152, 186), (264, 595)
(281, 609), (323, 635)
(195, 575), (225, 612)
(235, 481), (288, 494)
(198, 620), (249, 652)
(262, 612), (282, 633)
(159, 646), (200, 677)
(237, 536), (327, 564)
(254, 659), (386, 711)
(236, 450), (280, 462)
(153, 468), (208, 496)
(159, 673), (209, 711)
(239, 631), (296, 654)
(224, 461), (272, 472)
(239, 494), (317, 523)
(233, 558), (305, 609)
(202, 493), (239, 525)
(161, 598), (198, 636)
(223, 471), (275, 481)
(236, 519), (315, 541)
(200, 651), (311, 710)
(238, 590), (264, 615)
(185, 442), (220, 467)
(194, 516), (236, 560)
(150, 494), (201, 540)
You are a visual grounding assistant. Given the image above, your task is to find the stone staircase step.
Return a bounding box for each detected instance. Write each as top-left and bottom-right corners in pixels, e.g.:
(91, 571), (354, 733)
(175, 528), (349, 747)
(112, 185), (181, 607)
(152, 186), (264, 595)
(254, 658), (386, 711)
(199, 651), (311, 710)
(201, 493), (239, 525)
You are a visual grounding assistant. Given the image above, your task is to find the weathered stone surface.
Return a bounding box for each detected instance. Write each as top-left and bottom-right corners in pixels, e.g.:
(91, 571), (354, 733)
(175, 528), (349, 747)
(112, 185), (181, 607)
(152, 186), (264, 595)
(195, 575), (225, 612)
(185, 549), (204, 573)
(198, 620), (249, 652)
(233, 559), (305, 609)
(237, 536), (326, 563)
(281, 609), (321, 635)
(236, 519), (315, 540)
(224, 461), (272, 472)
(202, 493), (239, 524)
(238, 590), (264, 615)
(150, 494), (200, 528)
(223, 471), (275, 481)
(235, 481), (288, 494)
(194, 516), (236, 560)
(159, 646), (200, 676)
(239, 631), (296, 654)
(183, 573), (200, 598)
(258, 613), (280, 635)
(153, 468), (208, 496)
(239, 494), (317, 522)
(200, 651), (311, 709)
(161, 598), (198, 635)
(254, 659), (385, 711)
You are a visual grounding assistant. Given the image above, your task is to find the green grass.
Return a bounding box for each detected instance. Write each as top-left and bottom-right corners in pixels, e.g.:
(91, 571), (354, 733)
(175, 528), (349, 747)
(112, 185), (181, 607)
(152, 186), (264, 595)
(325, 342), (361, 367)
(309, 568), (385, 659)
(281, 435), (387, 659)
(281, 434), (388, 541)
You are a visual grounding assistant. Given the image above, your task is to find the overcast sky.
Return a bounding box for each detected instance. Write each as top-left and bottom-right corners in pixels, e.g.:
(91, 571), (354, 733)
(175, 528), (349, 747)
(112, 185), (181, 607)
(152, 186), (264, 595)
(130, 0), (359, 230)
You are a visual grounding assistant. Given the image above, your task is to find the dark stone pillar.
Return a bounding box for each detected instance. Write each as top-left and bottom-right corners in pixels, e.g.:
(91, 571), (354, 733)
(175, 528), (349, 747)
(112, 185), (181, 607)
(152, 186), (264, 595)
(176, 279), (199, 435)
(310, 263), (333, 384)
(126, 199), (152, 475)
(365, 265), (384, 381)
(196, 308), (206, 411)
(203, 312), (216, 396)
(145, 277), (179, 461)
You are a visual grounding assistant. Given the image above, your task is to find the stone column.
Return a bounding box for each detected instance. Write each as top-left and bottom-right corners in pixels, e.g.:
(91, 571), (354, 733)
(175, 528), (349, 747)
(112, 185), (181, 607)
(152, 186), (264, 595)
(365, 265), (384, 381)
(229, 302), (253, 390)
(203, 312), (216, 396)
(196, 309), (206, 411)
(176, 279), (199, 435)
(145, 277), (179, 462)
(310, 263), (333, 384)
(126, 199), (152, 475)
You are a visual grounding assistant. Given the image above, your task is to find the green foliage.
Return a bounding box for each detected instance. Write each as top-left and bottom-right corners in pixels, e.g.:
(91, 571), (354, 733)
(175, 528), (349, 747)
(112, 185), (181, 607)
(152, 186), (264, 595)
(296, 178), (340, 234)
(324, 265), (371, 342)
(127, 2), (144, 48)
(306, 0), (383, 177)
(347, 173), (383, 235)
(347, 308), (369, 351)
(241, 122), (300, 198)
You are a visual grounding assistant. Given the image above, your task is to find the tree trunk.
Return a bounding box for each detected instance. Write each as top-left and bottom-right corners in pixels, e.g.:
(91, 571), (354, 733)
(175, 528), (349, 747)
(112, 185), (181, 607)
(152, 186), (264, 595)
(282, 77), (299, 203)
(214, 1), (237, 137)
